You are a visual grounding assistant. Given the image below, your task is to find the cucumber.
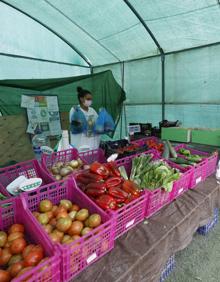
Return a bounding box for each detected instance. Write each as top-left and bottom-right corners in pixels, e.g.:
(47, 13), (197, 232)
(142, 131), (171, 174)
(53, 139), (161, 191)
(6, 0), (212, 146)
(169, 157), (192, 165)
(167, 140), (177, 158)
(162, 141), (169, 159)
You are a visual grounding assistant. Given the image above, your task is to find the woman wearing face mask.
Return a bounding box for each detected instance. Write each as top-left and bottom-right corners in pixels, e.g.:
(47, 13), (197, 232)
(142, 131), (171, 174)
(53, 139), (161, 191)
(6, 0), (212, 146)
(69, 86), (100, 152)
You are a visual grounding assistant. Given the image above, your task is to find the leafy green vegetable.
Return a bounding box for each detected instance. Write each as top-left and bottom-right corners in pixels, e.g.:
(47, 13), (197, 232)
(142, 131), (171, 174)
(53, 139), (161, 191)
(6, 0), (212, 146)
(130, 155), (181, 192)
(118, 166), (128, 180)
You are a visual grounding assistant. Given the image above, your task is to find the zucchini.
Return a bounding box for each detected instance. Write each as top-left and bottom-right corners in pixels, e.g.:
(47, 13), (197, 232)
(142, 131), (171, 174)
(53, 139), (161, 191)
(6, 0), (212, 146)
(167, 140), (177, 158)
(178, 148), (191, 156)
(169, 157), (192, 165)
(162, 141), (169, 159)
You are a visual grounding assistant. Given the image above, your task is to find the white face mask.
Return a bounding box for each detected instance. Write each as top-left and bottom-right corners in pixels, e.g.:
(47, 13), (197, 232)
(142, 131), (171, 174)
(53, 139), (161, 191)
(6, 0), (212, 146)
(84, 100), (92, 107)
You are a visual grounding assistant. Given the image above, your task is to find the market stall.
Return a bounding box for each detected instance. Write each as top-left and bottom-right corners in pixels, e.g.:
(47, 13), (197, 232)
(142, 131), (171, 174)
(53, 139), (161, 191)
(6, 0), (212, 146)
(1, 1), (220, 281)
(74, 176), (220, 282)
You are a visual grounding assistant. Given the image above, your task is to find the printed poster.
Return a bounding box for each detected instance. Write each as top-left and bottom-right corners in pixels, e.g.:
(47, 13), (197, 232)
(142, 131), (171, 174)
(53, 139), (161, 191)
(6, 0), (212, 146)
(21, 95), (61, 136)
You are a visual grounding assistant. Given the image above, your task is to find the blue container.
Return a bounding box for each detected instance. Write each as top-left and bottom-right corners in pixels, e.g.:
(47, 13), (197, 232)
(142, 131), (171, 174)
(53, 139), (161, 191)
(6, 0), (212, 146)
(197, 208), (219, 235)
(160, 255), (175, 282)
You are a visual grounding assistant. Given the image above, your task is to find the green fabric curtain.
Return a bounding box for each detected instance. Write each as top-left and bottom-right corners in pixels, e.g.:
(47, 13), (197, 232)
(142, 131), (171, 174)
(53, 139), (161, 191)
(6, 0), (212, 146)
(0, 71), (126, 130)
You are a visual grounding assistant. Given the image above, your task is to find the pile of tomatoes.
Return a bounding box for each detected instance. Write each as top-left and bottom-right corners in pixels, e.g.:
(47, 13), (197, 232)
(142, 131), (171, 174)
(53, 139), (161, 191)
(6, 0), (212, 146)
(32, 199), (102, 245)
(0, 224), (47, 281)
(146, 139), (164, 153)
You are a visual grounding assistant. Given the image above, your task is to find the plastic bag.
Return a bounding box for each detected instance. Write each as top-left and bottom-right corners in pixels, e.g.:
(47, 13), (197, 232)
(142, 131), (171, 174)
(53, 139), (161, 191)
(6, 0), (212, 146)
(70, 106), (87, 134)
(95, 108), (115, 134)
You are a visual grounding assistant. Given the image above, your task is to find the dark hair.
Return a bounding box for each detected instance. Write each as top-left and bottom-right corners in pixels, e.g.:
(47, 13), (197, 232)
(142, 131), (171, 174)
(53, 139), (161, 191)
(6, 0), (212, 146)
(77, 86), (91, 102)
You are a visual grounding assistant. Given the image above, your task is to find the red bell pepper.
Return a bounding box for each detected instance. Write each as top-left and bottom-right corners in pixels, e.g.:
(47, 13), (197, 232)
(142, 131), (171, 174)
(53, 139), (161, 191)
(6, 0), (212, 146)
(108, 186), (129, 199)
(96, 195), (117, 210)
(106, 162), (121, 177)
(115, 198), (126, 204)
(82, 172), (103, 181)
(125, 194), (140, 204)
(85, 188), (105, 197)
(86, 182), (106, 191)
(76, 174), (91, 185)
(105, 177), (122, 189)
(122, 180), (140, 197)
(90, 162), (110, 178)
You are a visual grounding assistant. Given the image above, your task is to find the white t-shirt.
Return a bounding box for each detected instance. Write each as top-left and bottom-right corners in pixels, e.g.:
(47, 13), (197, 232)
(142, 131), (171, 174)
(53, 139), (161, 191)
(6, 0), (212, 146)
(69, 106), (100, 152)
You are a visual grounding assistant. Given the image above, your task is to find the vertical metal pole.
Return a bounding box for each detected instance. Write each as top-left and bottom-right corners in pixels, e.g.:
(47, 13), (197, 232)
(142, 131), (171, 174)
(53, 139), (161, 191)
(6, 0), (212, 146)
(161, 54), (165, 121)
(120, 62), (125, 139)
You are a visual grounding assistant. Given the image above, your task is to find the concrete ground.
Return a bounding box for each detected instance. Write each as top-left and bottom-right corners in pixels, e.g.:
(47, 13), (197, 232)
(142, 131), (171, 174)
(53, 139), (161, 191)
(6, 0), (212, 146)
(167, 210), (220, 282)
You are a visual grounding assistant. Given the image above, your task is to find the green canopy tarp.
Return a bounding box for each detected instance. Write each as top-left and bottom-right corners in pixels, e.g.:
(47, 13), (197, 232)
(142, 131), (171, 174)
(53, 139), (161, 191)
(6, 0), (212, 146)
(0, 71), (126, 130)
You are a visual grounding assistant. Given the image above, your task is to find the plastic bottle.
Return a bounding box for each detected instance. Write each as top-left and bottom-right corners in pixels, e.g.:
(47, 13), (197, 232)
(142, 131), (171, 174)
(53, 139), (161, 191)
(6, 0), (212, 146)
(215, 160), (220, 184)
(32, 130), (50, 161)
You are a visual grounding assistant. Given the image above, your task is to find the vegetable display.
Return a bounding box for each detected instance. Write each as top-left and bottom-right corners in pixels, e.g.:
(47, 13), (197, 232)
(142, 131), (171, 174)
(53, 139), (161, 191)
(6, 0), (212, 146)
(130, 154), (180, 192)
(0, 224), (48, 281)
(49, 158), (84, 181)
(76, 162), (141, 210)
(33, 199), (102, 244)
(169, 147), (206, 168)
(146, 139), (164, 153)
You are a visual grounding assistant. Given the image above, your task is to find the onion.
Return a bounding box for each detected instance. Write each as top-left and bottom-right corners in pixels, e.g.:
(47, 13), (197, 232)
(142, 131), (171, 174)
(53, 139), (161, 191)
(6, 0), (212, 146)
(38, 213), (49, 225)
(54, 175), (62, 181)
(62, 235), (71, 244)
(69, 160), (79, 169)
(68, 211), (77, 221)
(60, 200), (72, 211)
(75, 209), (89, 222)
(55, 162), (64, 169)
(60, 167), (72, 177)
(68, 221), (83, 236)
(56, 217), (72, 232)
(51, 167), (60, 175)
(81, 227), (93, 236)
(88, 214), (102, 228)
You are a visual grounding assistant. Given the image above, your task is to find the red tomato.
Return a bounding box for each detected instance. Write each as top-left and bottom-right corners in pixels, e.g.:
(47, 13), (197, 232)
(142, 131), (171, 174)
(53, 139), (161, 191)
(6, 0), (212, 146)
(8, 261), (24, 277)
(10, 238), (27, 254)
(24, 250), (44, 267)
(22, 244), (35, 258)
(8, 224), (24, 234)
(0, 270), (11, 282)
(0, 248), (12, 266)
(8, 232), (24, 242)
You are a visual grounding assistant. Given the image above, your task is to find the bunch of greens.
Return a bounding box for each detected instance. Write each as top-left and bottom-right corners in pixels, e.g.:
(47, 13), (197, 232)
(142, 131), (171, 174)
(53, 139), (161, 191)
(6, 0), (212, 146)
(130, 154), (180, 192)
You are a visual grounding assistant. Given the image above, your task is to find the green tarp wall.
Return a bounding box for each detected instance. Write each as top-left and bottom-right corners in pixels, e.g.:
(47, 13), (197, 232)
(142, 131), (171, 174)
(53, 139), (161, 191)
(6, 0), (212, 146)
(0, 71), (126, 133)
(1, 1), (220, 139)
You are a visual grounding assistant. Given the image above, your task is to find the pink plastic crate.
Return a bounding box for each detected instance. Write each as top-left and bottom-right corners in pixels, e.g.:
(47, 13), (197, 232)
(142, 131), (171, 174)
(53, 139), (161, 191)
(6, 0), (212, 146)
(108, 192), (146, 239)
(116, 150), (186, 218)
(0, 197), (60, 282)
(41, 148), (106, 181)
(41, 147), (80, 180)
(206, 152), (218, 177)
(175, 144), (214, 188)
(145, 188), (170, 218)
(0, 159), (54, 197)
(21, 179), (115, 282)
(79, 148), (106, 164)
(144, 160), (187, 218)
(109, 149), (158, 237)
(166, 160), (193, 201)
